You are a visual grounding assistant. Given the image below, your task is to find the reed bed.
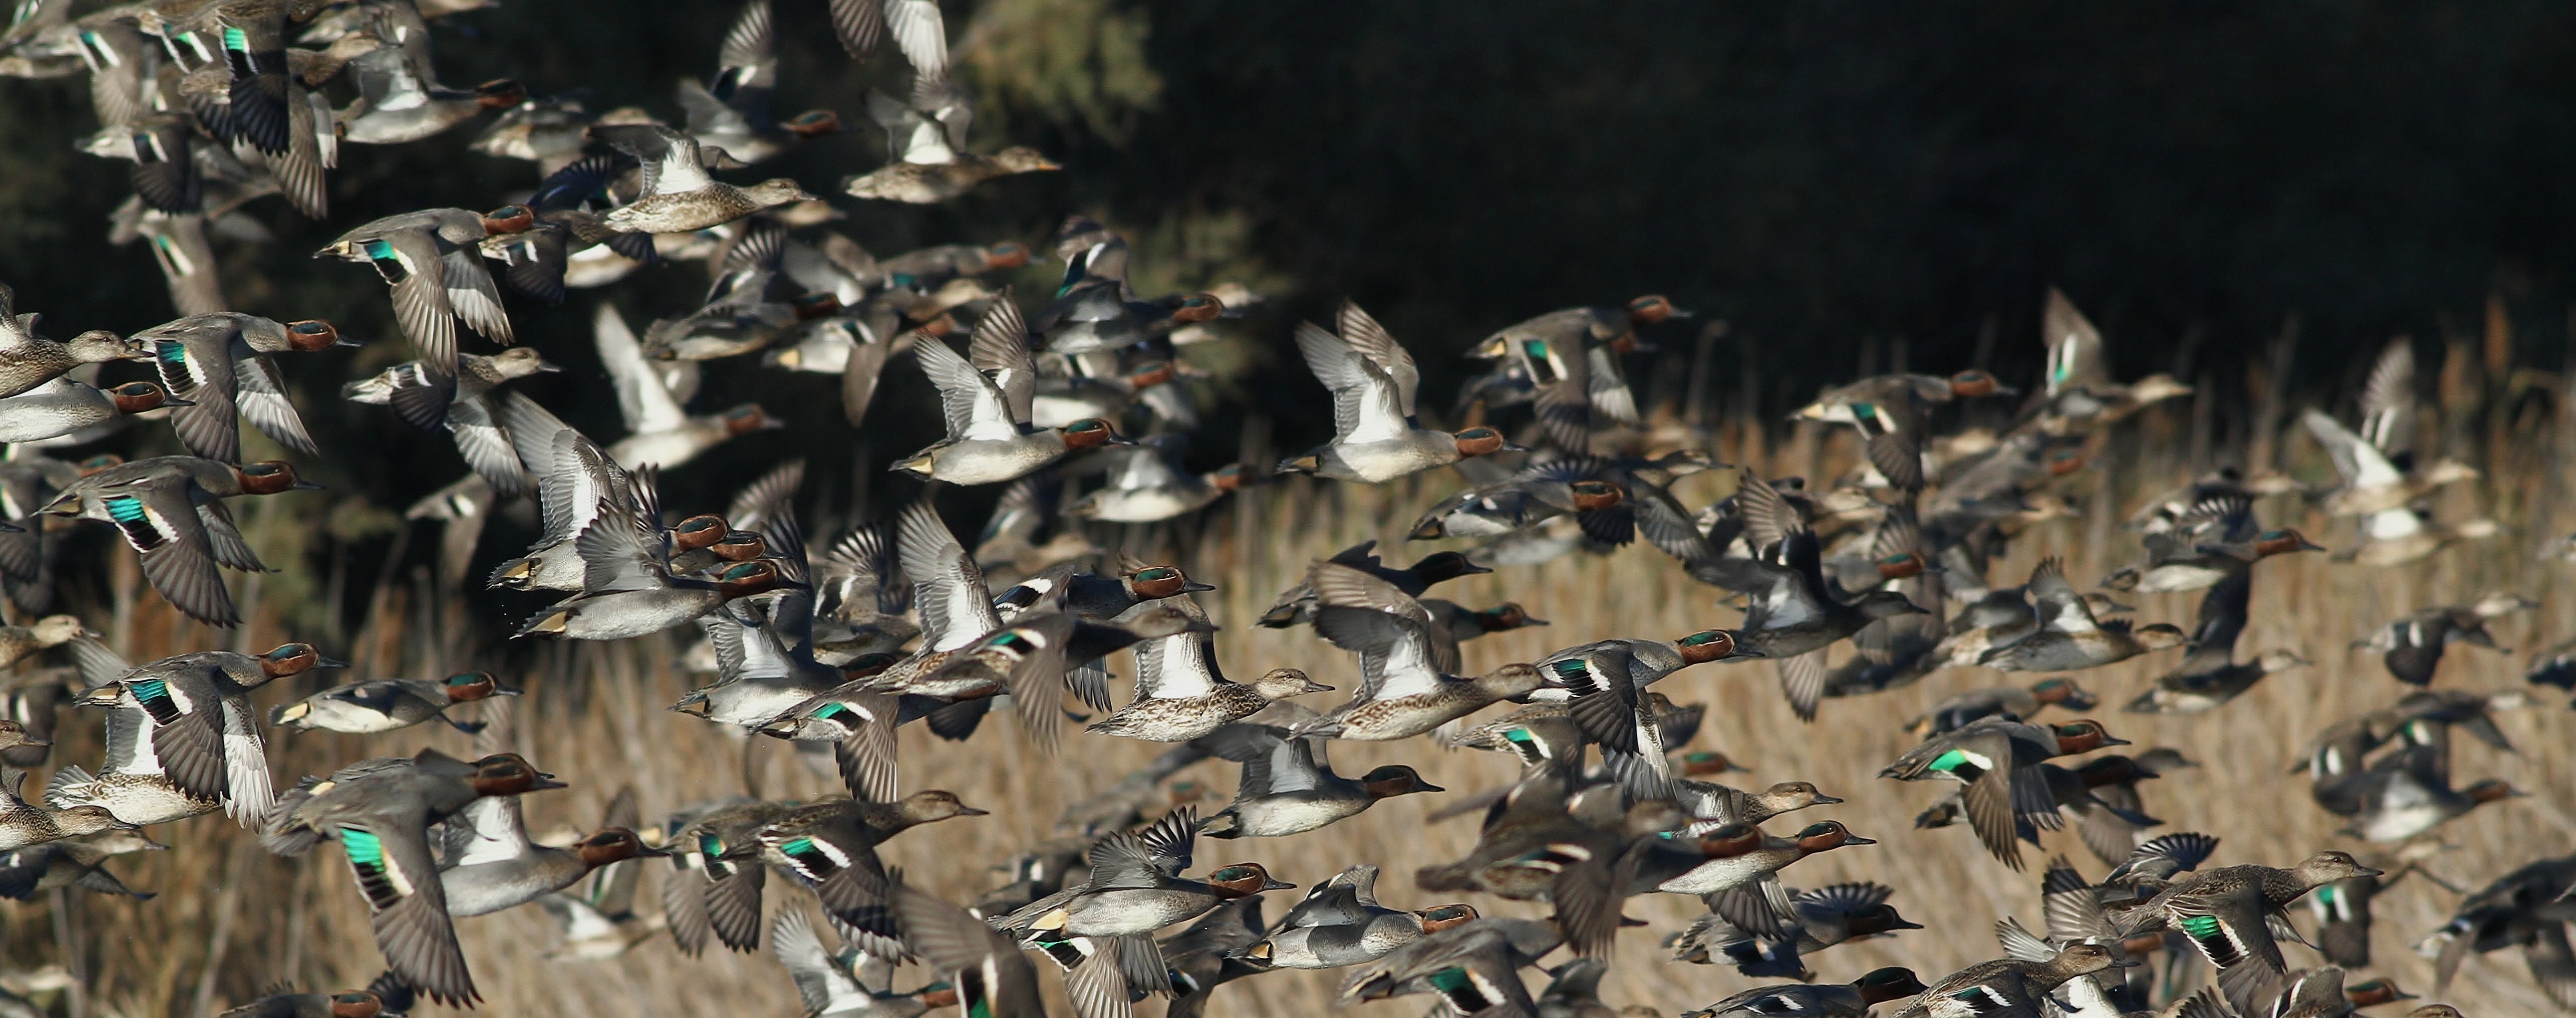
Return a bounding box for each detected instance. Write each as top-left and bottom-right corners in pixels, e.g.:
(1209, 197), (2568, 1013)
(8, 375), (2576, 1018)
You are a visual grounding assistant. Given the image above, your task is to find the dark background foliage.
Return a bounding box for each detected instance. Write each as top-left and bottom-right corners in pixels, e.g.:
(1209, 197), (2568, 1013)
(4, 0), (2575, 620)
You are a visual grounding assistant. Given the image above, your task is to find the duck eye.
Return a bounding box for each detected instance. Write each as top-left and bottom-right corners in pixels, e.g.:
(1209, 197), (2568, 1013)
(1798, 823), (1834, 838)
(292, 321), (329, 334)
(1137, 567), (1175, 581)
(1459, 427), (1497, 440)
(1212, 865), (1251, 880)
(447, 673), (482, 686)
(722, 562), (768, 580)
(2035, 679), (2063, 691)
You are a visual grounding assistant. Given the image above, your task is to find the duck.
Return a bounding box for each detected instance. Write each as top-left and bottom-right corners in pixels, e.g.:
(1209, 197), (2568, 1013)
(895, 295), (1131, 484)
(1194, 710), (1442, 839)
(1407, 460), (1631, 541)
(269, 671), (518, 735)
(1636, 766), (1841, 834)
(2355, 592), (2532, 686)
(214, 990), (385, 1018)
(2031, 289), (2195, 434)
(262, 749), (564, 1006)
(1727, 473), (1927, 720)
(529, 787), (664, 960)
(2298, 345), (2477, 520)
(990, 561), (1215, 621)
(1238, 864), (1471, 970)
(316, 207), (529, 407)
(0, 721), (121, 850)
(887, 871), (1048, 1018)
(2131, 649), (2309, 714)
(471, 92), (596, 174)
(438, 792), (662, 917)
(1682, 966), (1931, 1018)
(750, 792), (988, 952)
(1062, 442), (1259, 523)
(2101, 495), (2320, 594)
(1794, 369), (2015, 490)
(2414, 852), (2576, 1008)
(2327, 743), (2522, 843)
(676, 0), (841, 165)
(658, 797), (798, 955)
(1978, 559), (2187, 672)
(1334, 916), (1562, 1012)
(594, 303), (783, 470)
(1667, 882), (1921, 978)
(0, 283), (146, 397)
(2305, 844), (2445, 969)
(1523, 630), (1763, 768)
(1259, 540), (1489, 628)
(999, 807), (1292, 948)
(1891, 942), (2129, 1018)
(1278, 300), (1519, 483)
(0, 825), (164, 903)
(0, 379), (182, 444)
(72, 643), (336, 825)
(2337, 503), (2500, 566)
(641, 220), (808, 363)
(1415, 768), (1638, 957)
(2111, 851), (2383, 1014)
(591, 122), (815, 233)
(1880, 716), (2128, 869)
(343, 347), (560, 493)
(517, 536), (793, 642)
(484, 394), (679, 592)
(841, 96), (1057, 203)
(2127, 467), (2309, 534)
(770, 910), (950, 1018)
(1639, 820), (1876, 898)
(1467, 296), (1682, 451)
(1289, 561), (1547, 741)
(1157, 894), (1272, 1018)
(1087, 601), (1329, 742)
(1906, 677), (2098, 737)
(129, 313), (355, 462)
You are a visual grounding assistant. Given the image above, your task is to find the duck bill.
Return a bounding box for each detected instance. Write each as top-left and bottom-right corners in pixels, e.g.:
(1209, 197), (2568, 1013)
(1809, 794), (1843, 805)
(1726, 648), (1767, 660)
(1182, 581), (1216, 593)
(315, 655), (351, 669)
(292, 478), (327, 490)
(1260, 877), (1296, 890)
(957, 806), (992, 816)
(159, 396), (197, 407)
(1840, 834), (1878, 845)
(530, 773), (570, 791)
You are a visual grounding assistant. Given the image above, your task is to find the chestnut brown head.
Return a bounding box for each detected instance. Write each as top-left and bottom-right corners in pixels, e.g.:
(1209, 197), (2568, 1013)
(710, 531), (768, 562)
(258, 642), (333, 679)
(1569, 479), (1624, 511)
(1171, 293), (1225, 324)
(1947, 369), (2008, 398)
(480, 204), (535, 235)
(2030, 677), (2095, 709)
(106, 381), (172, 414)
(1875, 552), (1925, 580)
(720, 404), (780, 435)
(1793, 821), (1873, 852)
(1123, 565), (1198, 600)
(1674, 629), (1743, 665)
(1210, 463), (1258, 491)
(2342, 979), (2415, 1007)
(440, 671), (507, 702)
(1475, 603), (1545, 631)
(466, 753), (555, 795)
(1358, 765), (1442, 800)
(1206, 862), (1291, 898)
(1415, 904), (1480, 933)
(2253, 529), (2323, 557)
(1624, 295), (1678, 325)
(2467, 779), (2523, 804)
(1451, 426), (1509, 457)
(984, 241), (1033, 269)
(2050, 720), (2125, 754)
(475, 78), (527, 108)
(284, 319), (345, 350)
(670, 514), (729, 552)
(714, 560), (788, 598)
(235, 460), (318, 494)
(573, 827), (657, 866)
(784, 109), (841, 137)
(327, 992), (382, 1018)
(1680, 750), (1742, 777)
(1061, 418), (1123, 450)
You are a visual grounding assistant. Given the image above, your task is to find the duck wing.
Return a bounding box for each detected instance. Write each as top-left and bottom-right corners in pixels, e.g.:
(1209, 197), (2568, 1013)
(108, 484), (237, 626)
(440, 794), (532, 868)
(233, 351), (318, 454)
(592, 303), (686, 435)
(2302, 409), (2401, 491)
(1309, 562), (1444, 701)
(1293, 321), (1408, 444)
(965, 292), (1036, 427)
(2359, 339), (2416, 463)
(2025, 557), (2099, 634)
(2043, 287), (2109, 396)
(897, 500), (999, 652)
(914, 332), (1025, 442)
(340, 814), (478, 1005)
(1336, 301), (1418, 418)
(139, 327), (243, 463)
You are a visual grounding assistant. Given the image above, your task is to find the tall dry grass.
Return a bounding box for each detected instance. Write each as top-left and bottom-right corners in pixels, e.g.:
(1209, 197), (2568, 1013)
(11, 356), (2576, 1018)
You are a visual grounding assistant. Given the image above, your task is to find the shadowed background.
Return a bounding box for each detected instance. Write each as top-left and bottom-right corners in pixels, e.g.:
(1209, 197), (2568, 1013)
(3, 2), (2576, 1016)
